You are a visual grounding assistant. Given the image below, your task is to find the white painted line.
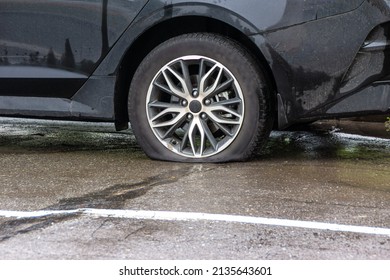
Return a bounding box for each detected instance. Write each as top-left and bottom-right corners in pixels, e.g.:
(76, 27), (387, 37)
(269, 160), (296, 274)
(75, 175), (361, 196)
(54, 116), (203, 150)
(1, 208), (390, 236)
(0, 209), (81, 218)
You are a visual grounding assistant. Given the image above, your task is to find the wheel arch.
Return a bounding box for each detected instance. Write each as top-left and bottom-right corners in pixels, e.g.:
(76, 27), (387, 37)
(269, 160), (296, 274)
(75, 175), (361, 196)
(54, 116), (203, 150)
(112, 15), (278, 131)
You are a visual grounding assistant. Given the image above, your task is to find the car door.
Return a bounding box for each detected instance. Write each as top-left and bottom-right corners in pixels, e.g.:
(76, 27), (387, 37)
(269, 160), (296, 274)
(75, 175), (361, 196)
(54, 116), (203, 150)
(0, 0), (148, 99)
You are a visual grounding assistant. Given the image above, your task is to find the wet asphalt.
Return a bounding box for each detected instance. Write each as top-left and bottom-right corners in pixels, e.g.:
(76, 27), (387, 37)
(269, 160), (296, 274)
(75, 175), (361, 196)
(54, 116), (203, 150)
(0, 117), (389, 259)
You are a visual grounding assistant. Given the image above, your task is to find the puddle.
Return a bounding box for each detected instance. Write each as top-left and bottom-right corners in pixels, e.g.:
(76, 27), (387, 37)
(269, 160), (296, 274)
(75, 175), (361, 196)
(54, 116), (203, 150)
(0, 117), (141, 154)
(261, 131), (390, 162)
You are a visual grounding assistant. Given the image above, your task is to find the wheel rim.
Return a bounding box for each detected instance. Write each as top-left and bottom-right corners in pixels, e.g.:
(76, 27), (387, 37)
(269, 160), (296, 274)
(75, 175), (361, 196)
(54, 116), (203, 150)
(146, 55), (245, 158)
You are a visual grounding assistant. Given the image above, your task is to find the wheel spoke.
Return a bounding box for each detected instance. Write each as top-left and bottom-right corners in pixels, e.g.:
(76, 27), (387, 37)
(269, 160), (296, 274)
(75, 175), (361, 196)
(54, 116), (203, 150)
(187, 118), (198, 156)
(207, 112), (241, 125)
(208, 104), (242, 119)
(211, 97), (242, 107)
(179, 59), (193, 95)
(200, 118), (218, 151)
(149, 101), (178, 109)
(150, 104), (183, 122)
(213, 122), (235, 138)
(161, 116), (187, 140)
(212, 77), (234, 97)
(160, 64), (191, 98)
(153, 80), (174, 96)
(151, 111), (187, 128)
(198, 58), (206, 86)
(199, 64), (223, 98)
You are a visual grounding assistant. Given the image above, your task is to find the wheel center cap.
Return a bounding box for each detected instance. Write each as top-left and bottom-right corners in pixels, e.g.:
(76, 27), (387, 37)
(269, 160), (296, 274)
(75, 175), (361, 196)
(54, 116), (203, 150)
(189, 100), (202, 114)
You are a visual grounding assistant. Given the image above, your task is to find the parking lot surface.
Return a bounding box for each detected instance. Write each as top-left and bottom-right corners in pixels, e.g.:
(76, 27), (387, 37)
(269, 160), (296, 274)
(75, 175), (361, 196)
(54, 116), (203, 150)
(0, 117), (389, 259)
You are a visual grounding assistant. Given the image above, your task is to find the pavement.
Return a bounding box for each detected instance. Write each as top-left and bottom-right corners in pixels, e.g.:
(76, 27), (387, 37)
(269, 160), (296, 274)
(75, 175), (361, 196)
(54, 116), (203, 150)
(0, 117), (389, 259)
